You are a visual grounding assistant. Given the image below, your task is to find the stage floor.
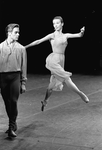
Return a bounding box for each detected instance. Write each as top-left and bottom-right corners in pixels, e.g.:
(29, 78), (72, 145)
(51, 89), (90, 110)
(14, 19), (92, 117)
(0, 74), (102, 150)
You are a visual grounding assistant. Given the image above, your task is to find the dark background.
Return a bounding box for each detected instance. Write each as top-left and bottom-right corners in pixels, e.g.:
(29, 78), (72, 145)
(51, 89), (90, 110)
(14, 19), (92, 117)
(0, 1), (102, 75)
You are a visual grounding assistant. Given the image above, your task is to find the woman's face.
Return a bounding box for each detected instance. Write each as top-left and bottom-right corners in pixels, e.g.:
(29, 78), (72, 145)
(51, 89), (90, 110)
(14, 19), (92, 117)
(53, 19), (63, 31)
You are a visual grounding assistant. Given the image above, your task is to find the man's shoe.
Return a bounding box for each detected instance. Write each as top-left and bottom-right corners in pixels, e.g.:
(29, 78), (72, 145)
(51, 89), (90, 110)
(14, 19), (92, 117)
(5, 129), (9, 133)
(8, 129), (17, 137)
(5, 127), (17, 133)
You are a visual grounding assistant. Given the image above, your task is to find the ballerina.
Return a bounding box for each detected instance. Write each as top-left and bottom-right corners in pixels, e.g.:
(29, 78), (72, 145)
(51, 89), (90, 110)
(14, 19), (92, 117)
(25, 16), (89, 111)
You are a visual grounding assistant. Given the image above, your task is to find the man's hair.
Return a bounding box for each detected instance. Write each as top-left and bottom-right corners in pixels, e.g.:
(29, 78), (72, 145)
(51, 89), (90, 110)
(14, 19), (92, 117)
(5, 23), (19, 36)
(53, 16), (64, 24)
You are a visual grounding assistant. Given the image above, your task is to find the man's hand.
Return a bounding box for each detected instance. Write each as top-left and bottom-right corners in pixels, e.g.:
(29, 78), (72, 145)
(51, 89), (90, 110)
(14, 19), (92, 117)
(20, 84), (26, 94)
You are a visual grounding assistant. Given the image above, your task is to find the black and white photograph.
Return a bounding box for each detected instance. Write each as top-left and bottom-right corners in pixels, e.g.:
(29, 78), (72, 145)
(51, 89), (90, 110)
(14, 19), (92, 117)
(0, 1), (102, 150)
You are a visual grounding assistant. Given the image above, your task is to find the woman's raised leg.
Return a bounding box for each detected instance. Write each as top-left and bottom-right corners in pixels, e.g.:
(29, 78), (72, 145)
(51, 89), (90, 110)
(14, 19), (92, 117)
(65, 78), (89, 103)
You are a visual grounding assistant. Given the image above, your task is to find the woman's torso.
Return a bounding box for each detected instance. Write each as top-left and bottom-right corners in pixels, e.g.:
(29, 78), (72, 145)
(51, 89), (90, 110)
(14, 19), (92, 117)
(50, 33), (68, 54)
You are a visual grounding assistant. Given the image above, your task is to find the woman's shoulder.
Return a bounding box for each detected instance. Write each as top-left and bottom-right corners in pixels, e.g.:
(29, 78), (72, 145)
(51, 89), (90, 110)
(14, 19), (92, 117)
(46, 32), (55, 40)
(62, 33), (69, 36)
(48, 32), (55, 38)
(62, 33), (71, 39)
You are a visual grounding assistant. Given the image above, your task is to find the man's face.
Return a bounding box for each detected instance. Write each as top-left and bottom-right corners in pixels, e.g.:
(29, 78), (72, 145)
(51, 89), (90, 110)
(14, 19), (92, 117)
(9, 27), (20, 41)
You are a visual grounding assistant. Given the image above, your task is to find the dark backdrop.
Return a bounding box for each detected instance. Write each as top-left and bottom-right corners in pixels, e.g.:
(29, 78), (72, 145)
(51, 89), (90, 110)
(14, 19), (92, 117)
(0, 1), (102, 74)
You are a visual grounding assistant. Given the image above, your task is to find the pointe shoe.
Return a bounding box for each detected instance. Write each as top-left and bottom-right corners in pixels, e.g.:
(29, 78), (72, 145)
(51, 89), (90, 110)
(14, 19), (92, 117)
(81, 93), (89, 103)
(41, 100), (47, 111)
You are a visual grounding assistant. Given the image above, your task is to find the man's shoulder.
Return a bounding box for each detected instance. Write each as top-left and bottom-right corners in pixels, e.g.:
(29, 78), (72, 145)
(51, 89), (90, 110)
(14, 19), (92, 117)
(0, 41), (6, 48)
(16, 42), (25, 49)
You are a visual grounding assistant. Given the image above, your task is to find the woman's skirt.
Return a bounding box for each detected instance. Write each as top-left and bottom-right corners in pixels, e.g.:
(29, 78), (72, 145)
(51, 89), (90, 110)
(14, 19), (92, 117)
(46, 52), (72, 91)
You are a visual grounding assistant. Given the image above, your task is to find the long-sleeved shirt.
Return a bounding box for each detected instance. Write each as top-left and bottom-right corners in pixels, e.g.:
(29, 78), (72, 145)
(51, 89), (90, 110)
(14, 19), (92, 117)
(0, 40), (27, 84)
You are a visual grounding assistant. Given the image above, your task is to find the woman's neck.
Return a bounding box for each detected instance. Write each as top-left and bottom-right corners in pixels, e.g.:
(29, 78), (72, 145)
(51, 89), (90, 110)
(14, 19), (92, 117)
(54, 30), (63, 36)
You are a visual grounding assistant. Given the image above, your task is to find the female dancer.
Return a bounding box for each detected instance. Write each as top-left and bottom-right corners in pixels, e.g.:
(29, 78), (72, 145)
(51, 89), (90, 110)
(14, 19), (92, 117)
(25, 16), (89, 111)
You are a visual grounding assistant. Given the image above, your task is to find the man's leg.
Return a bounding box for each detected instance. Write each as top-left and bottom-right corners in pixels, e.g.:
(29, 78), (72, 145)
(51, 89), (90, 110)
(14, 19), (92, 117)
(1, 72), (20, 137)
(9, 72), (20, 135)
(0, 74), (11, 132)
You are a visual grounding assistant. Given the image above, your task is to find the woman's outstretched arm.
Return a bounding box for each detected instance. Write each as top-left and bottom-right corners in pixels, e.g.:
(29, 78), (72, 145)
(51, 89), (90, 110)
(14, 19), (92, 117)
(66, 26), (85, 39)
(25, 33), (53, 48)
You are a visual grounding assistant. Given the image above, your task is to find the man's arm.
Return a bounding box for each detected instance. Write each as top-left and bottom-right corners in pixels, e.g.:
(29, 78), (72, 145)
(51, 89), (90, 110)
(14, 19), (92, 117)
(20, 47), (27, 93)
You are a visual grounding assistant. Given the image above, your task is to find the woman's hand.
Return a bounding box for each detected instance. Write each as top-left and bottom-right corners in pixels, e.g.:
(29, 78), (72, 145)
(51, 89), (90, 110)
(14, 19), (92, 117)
(80, 26), (85, 36)
(80, 26), (85, 32)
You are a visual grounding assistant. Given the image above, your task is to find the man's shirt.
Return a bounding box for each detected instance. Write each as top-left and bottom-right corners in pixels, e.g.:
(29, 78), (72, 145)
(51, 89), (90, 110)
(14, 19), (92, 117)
(0, 40), (27, 84)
